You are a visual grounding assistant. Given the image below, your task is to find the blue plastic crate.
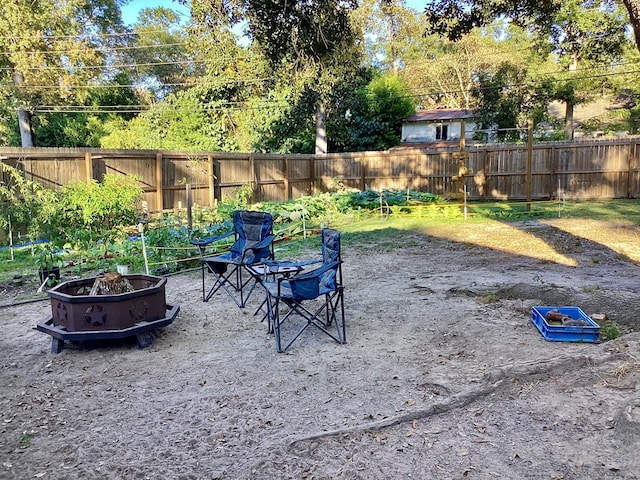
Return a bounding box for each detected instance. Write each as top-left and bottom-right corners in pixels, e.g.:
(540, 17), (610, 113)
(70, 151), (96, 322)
(531, 306), (600, 343)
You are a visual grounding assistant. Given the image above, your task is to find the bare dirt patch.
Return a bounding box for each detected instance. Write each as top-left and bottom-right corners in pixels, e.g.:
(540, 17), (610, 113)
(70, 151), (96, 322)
(2, 218), (640, 479)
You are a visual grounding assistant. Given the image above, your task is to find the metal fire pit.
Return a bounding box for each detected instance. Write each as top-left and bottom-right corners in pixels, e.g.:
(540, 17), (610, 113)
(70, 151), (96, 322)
(36, 274), (179, 353)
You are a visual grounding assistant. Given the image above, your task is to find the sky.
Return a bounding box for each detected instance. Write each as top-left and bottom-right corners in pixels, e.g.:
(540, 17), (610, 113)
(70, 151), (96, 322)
(120, 0), (425, 26)
(120, 0), (190, 25)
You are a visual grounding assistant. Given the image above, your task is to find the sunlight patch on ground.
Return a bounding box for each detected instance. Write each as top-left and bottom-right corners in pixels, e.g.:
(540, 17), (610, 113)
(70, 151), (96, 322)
(540, 219), (640, 264)
(419, 220), (579, 266)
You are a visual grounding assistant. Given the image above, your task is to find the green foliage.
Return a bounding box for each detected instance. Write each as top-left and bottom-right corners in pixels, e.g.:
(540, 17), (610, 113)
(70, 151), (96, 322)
(235, 84), (316, 154)
(0, 0), (127, 146)
(333, 189), (443, 212)
(33, 243), (62, 271)
(50, 174), (143, 246)
(258, 192), (344, 228)
(100, 90), (238, 151)
(0, 163), (59, 241)
(338, 73), (415, 151)
(31, 74), (140, 147)
(240, 0), (358, 66)
(472, 62), (535, 136)
(599, 320), (622, 342)
(123, 7), (190, 101)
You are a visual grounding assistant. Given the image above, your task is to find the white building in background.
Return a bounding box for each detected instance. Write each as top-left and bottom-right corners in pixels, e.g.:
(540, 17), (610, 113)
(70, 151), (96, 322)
(400, 108), (478, 144)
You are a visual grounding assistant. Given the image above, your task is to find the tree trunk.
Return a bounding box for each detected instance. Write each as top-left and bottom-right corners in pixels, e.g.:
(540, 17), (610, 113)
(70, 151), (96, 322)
(564, 101), (574, 140)
(563, 54), (579, 141)
(12, 71), (33, 147)
(315, 99), (327, 155)
(623, 0), (640, 51)
(17, 109), (33, 147)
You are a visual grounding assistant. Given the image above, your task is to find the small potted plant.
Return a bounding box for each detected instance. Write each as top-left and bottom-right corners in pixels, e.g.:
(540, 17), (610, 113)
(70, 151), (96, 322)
(34, 243), (62, 284)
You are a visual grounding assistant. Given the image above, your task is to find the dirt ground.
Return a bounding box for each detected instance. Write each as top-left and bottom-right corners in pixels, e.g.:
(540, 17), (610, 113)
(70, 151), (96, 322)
(2, 217), (640, 480)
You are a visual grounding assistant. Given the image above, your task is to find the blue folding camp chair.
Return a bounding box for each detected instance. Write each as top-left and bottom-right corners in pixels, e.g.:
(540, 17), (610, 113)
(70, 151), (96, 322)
(191, 210), (275, 308)
(263, 228), (345, 352)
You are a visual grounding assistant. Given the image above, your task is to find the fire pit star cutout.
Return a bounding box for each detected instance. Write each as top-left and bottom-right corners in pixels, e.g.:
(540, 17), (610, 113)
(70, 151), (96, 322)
(84, 305), (107, 327)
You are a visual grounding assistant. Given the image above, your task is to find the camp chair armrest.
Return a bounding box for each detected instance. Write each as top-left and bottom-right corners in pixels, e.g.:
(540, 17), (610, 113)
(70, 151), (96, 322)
(276, 260), (341, 287)
(263, 258), (322, 269)
(252, 234), (275, 250)
(190, 231), (234, 247)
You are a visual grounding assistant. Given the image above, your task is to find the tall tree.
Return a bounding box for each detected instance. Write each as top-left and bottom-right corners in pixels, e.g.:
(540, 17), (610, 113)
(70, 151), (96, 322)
(424, 0), (630, 138)
(352, 0), (430, 71)
(0, 0), (125, 146)
(423, 0), (637, 52)
(121, 7), (191, 100)
(189, 0), (363, 154)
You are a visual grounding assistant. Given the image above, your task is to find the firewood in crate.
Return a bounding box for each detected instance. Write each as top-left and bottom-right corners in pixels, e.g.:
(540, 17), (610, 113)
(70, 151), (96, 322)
(89, 272), (135, 295)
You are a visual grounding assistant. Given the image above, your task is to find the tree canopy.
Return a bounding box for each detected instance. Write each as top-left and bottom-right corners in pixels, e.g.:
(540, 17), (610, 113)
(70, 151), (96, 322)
(1, 0), (640, 150)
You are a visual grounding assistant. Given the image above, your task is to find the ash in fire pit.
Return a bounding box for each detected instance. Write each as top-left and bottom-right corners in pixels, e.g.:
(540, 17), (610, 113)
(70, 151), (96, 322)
(36, 273), (179, 353)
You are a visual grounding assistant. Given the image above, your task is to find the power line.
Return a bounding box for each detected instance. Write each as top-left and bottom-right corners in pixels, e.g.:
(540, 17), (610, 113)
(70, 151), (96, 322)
(0, 29), (186, 41)
(30, 102), (290, 114)
(0, 42), (190, 57)
(0, 75), (275, 90)
(3, 65), (634, 99)
(0, 59), (205, 72)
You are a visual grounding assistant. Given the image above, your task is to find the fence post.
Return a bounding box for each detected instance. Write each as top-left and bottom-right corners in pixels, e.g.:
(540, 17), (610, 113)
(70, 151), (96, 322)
(526, 118), (533, 211)
(155, 153), (163, 213)
(249, 154), (257, 202)
(186, 183), (192, 232)
(207, 154), (215, 207)
(283, 157), (290, 201)
(310, 155), (316, 196)
(84, 152), (92, 182)
(627, 141), (634, 198)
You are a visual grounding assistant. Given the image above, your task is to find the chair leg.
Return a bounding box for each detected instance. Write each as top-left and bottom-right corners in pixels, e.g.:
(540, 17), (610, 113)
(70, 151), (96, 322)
(336, 286), (346, 344)
(269, 296), (284, 352)
(204, 267), (238, 303)
(201, 260), (206, 301)
(202, 264), (259, 308)
(271, 293), (345, 352)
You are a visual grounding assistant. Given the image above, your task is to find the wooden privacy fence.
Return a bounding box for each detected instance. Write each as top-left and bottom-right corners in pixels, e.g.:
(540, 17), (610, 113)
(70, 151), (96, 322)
(1, 136), (640, 212)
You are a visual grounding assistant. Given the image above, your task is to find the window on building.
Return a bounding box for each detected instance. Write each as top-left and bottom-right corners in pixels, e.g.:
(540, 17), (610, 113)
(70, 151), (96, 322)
(436, 124), (448, 140)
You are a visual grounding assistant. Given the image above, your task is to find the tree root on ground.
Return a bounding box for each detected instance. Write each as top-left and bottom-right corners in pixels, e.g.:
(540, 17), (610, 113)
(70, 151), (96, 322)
(288, 351), (627, 449)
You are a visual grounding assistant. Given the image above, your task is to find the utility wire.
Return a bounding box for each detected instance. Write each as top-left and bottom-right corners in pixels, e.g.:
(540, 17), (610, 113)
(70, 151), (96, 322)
(30, 102), (290, 113)
(0, 42), (190, 56)
(0, 74), (275, 89)
(4, 65), (636, 99)
(0, 29), (188, 40)
(0, 59), (207, 71)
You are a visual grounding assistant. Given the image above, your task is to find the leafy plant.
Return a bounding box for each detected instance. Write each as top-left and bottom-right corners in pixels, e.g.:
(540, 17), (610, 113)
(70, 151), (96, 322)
(0, 163), (59, 242)
(19, 431), (34, 448)
(33, 243), (62, 271)
(332, 189), (443, 213)
(599, 320), (622, 342)
(49, 173), (143, 245)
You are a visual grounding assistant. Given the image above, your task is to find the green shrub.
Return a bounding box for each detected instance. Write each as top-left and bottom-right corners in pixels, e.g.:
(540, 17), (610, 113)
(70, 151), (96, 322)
(0, 163), (59, 243)
(50, 174), (143, 246)
(599, 320), (622, 342)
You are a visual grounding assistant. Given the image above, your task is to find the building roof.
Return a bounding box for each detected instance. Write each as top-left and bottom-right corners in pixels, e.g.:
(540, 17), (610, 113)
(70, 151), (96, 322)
(404, 108), (475, 123)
